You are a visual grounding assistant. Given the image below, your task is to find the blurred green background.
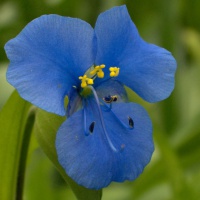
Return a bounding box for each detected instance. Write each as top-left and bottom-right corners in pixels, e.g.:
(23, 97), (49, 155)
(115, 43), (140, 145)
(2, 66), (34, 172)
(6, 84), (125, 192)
(1, 0), (200, 200)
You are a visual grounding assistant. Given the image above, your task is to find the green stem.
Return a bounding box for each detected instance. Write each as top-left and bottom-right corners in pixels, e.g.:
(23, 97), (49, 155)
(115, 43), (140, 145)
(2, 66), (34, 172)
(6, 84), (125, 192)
(16, 107), (36, 200)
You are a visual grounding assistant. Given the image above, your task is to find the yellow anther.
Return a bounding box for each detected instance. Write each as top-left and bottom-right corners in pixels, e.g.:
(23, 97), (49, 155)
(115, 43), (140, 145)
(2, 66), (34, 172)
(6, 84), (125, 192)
(97, 70), (104, 78)
(90, 64), (105, 78)
(79, 75), (86, 80)
(110, 71), (116, 77)
(81, 81), (87, 88)
(109, 67), (120, 77)
(79, 75), (94, 88)
(87, 78), (94, 85)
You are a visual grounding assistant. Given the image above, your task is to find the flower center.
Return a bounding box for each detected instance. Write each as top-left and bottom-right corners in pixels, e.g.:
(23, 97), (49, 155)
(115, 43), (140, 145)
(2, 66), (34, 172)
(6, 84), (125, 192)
(79, 64), (120, 88)
(79, 75), (93, 88)
(75, 65), (134, 152)
(83, 85), (134, 152)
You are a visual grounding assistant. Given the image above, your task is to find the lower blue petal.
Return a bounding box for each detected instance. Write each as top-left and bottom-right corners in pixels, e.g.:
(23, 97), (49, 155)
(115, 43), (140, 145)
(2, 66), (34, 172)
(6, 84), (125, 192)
(56, 101), (154, 189)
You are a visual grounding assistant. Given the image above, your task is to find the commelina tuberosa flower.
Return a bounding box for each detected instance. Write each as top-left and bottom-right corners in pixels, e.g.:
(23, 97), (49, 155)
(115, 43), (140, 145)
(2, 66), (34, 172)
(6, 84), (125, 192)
(5, 6), (176, 189)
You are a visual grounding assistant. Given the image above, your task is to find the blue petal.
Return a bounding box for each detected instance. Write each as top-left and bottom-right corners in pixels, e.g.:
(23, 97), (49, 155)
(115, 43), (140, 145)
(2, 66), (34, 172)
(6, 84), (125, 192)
(94, 5), (177, 102)
(118, 44), (177, 102)
(56, 100), (153, 189)
(94, 5), (138, 80)
(5, 15), (94, 115)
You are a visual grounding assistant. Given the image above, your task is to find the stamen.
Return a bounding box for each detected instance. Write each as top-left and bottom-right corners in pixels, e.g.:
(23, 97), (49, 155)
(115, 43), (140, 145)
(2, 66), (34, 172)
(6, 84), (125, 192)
(89, 121), (95, 133)
(79, 75), (94, 88)
(109, 67), (120, 77)
(83, 102), (96, 136)
(88, 86), (118, 152)
(112, 95), (118, 102)
(103, 95), (112, 103)
(83, 102), (89, 136)
(103, 95), (118, 103)
(100, 99), (112, 111)
(79, 65), (105, 88)
(90, 64), (105, 78)
(101, 95), (118, 111)
(87, 78), (94, 85)
(128, 117), (134, 128)
(101, 102), (134, 130)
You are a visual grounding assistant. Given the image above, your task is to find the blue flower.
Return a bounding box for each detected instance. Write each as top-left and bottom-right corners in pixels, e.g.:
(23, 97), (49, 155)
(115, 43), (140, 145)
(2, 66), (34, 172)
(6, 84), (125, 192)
(5, 6), (176, 189)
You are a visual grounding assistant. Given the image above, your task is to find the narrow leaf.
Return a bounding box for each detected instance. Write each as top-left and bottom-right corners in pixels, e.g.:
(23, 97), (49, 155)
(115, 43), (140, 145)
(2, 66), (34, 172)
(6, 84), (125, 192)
(0, 91), (31, 200)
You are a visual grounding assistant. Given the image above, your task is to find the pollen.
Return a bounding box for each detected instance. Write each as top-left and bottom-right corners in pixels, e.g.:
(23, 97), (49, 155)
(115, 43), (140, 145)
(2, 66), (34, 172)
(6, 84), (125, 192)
(79, 75), (94, 88)
(90, 64), (105, 78)
(109, 67), (120, 77)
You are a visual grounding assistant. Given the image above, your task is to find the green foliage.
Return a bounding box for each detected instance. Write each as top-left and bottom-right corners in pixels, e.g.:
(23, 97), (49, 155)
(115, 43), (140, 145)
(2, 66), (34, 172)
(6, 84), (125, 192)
(0, 91), (31, 200)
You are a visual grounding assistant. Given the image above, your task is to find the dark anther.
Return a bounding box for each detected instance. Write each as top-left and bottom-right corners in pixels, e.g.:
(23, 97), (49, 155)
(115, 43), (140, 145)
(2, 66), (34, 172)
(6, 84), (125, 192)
(112, 95), (118, 102)
(103, 95), (118, 103)
(89, 121), (95, 133)
(128, 117), (134, 128)
(103, 95), (112, 103)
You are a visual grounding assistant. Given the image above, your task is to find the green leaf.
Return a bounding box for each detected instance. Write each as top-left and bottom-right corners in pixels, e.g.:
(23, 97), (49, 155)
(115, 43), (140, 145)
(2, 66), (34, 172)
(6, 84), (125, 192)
(24, 149), (77, 200)
(0, 90), (32, 200)
(34, 109), (102, 200)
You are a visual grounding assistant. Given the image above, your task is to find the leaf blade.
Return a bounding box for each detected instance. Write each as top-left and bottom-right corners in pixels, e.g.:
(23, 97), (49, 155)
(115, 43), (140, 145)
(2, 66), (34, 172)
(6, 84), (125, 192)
(0, 91), (31, 200)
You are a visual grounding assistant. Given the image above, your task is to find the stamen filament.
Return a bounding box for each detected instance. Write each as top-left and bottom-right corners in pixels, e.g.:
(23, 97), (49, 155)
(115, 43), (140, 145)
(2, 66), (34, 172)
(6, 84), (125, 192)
(90, 65), (105, 78)
(83, 101), (90, 136)
(88, 86), (118, 152)
(100, 99), (112, 111)
(101, 101), (134, 130)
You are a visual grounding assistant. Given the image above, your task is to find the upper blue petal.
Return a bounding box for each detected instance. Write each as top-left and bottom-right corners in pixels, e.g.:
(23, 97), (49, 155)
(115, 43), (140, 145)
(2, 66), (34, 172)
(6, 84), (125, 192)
(94, 5), (177, 102)
(5, 15), (95, 115)
(56, 100), (153, 189)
